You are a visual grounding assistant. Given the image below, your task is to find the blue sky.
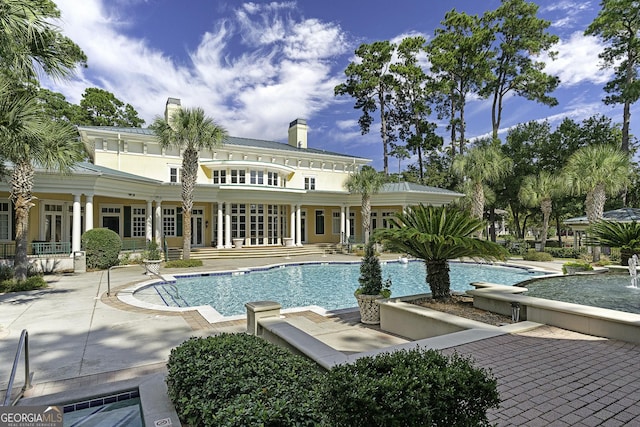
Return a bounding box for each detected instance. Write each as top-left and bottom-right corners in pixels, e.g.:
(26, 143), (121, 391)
(45, 0), (624, 171)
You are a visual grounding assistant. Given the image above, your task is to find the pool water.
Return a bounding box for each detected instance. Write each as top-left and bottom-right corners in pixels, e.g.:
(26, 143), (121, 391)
(148, 261), (542, 316)
(63, 390), (142, 426)
(524, 273), (640, 314)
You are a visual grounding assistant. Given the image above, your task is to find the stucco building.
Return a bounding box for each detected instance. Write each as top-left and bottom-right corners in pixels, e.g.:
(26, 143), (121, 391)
(0, 98), (462, 256)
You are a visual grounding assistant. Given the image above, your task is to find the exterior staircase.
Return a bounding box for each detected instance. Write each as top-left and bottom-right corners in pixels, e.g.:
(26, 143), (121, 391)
(165, 243), (343, 261)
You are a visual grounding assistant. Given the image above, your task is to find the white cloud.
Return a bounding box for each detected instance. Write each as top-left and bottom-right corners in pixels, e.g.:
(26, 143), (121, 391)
(43, 0), (349, 140)
(541, 31), (612, 87)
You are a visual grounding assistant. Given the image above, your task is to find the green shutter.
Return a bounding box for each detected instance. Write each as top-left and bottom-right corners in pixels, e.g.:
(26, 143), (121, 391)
(177, 208), (183, 237)
(124, 206), (131, 238)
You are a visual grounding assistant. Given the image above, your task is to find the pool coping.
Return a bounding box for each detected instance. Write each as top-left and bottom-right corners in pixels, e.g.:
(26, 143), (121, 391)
(116, 260), (552, 322)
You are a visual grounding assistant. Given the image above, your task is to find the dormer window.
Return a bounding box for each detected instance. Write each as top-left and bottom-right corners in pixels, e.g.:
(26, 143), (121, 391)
(169, 167), (181, 183)
(231, 169), (246, 184)
(213, 170), (226, 184)
(304, 176), (316, 190)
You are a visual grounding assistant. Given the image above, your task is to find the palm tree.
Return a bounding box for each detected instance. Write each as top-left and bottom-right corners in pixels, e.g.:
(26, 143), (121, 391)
(586, 220), (640, 266)
(452, 145), (512, 223)
(374, 204), (508, 300)
(0, 82), (85, 281)
(151, 107), (227, 259)
(0, 0), (86, 80)
(519, 171), (566, 252)
(344, 166), (386, 244)
(563, 144), (630, 261)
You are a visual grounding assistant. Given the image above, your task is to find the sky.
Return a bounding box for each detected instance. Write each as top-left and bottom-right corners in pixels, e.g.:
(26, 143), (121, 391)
(43, 0), (626, 171)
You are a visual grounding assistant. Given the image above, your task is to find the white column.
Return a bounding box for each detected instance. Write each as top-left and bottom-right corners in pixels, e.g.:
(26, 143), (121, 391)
(275, 205), (281, 245)
(85, 195), (94, 232)
(345, 206), (351, 242)
(217, 202), (224, 249)
(146, 200), (153, 242)
(225, 202), (232, 248)
(154, 200), (162, 245)
(72, 194), (81, 252)
(340, 206), (345, 244)
(290, 204), (296, 240)
(295, 205), (302, 246)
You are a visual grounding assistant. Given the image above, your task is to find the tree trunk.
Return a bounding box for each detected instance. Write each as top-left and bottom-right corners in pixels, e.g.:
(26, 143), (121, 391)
(181, 149), (199, 260)
(10, 161), (35, 282)
(362, 195), (371, 244)
(586, 185), (606, 262)
(540, 198), (552, 252)
(426, 259), (451, 300)
(379, 89), (389, 176)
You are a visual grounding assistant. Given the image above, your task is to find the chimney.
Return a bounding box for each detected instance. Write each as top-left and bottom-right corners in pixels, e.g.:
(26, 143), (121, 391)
(164, 97), (181, 124)
(288, 119), (307, 149)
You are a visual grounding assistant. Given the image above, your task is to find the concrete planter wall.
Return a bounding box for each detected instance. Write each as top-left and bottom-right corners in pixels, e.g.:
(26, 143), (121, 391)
(379, 295), (500, 340)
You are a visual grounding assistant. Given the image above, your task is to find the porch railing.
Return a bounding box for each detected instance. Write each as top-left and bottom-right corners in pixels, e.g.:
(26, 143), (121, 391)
(0, 242), (72, 259)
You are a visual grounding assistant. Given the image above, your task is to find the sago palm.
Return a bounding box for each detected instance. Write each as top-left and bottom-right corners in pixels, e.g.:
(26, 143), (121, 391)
(519, 171), (566, 252)
(0, 81), (85, 281)
(586, 220), (640, 266)
(344, 166), (386, 244)
(563, 144), (630, 261)
(374, 204), (508, 300)
(151, 107), (227, 259)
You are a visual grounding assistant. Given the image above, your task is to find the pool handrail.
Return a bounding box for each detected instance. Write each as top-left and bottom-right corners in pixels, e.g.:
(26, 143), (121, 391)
(2, 329), (32, 406)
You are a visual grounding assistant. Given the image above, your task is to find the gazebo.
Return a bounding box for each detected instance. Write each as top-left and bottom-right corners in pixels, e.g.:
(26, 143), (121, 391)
(563, 208), (640, 248)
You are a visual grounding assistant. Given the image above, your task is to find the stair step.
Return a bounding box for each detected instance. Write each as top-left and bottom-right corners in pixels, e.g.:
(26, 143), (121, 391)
(164, 244), (341, 260)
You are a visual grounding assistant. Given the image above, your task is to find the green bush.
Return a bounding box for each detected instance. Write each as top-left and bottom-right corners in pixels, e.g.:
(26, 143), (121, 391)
(143, 240), (162, 260)
(502, 238), (529, 256)
(544, 247), (582, 259)
(166, 334), (323, 427)
(164, 259), (203, 268)
(0, 276), (47, 293)
(82, 228), (122, 270)
(356, 241), (391, 297)
(321, 348), (500, 427)
(562, 261), (594, 274)
(522, 250), (554, 262)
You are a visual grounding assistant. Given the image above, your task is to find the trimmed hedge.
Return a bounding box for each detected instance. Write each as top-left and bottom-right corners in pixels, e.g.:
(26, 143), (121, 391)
(544, 247), (582, 259)
(320, 349), (500, 427)
(522, 250), (554, 262)
(167, 334), (500, 426)
(0, 276), (46, 293)
(166, 334), (323, 427)
(164, 259), (203, 268)
(81, 228), (122, 270)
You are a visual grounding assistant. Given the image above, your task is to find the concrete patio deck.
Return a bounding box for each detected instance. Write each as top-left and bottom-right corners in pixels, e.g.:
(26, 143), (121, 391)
(1, 255), (640, 426)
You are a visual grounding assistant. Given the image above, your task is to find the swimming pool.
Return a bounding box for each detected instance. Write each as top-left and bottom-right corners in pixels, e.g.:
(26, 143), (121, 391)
(139, 261), (543, 316)
(524, 273), (640, 314)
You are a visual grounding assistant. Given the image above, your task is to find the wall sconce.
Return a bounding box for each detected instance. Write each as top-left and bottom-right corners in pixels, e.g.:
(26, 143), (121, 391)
(205, 220), (209, 228)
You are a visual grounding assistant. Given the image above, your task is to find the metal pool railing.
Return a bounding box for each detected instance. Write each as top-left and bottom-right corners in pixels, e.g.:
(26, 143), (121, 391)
(2, 329), (32, 406)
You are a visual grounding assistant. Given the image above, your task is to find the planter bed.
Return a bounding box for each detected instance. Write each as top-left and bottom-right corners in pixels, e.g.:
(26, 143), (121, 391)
(379, 294), (502, 340)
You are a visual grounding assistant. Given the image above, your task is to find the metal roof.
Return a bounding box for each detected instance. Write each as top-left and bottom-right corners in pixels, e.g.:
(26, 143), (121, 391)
(565, 208), (640, 224)
(77, 126), (369, 161)
(380, 181), (462, 196)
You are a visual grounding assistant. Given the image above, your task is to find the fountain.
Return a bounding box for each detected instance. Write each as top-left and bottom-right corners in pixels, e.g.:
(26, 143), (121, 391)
(628, 254), (638, 289)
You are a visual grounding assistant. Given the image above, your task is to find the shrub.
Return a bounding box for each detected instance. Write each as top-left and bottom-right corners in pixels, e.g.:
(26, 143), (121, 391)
(320, 348), (500, 427)
(522, 250), (554, 262)
(562, 261), (593, 274)
(143, 240), (162, 261)
(0, 276), (47, 293)
(356, 241), (391, 297)
(164, 259), (203, 268)
(544, 247), (581, 259)
(82, 228), (122, 270)
(166, 334), (323, 427)
(502, 238), (529, 256)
